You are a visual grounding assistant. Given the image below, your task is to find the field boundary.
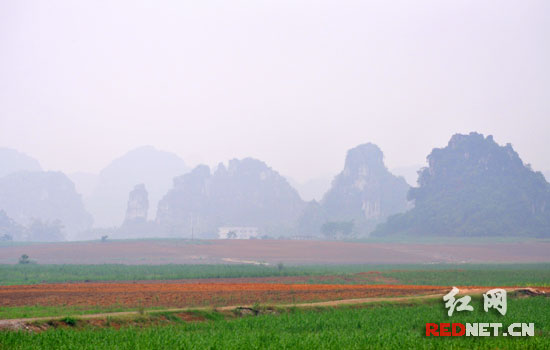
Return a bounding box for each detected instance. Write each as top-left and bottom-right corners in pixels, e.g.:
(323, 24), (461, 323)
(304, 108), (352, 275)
(0, 293), (444, 331)
(1, 287), (545, 332)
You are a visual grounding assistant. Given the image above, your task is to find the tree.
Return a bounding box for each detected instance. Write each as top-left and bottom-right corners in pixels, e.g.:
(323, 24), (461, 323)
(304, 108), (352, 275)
(18, 254), (30, 264)
(0, 210), (24, 240)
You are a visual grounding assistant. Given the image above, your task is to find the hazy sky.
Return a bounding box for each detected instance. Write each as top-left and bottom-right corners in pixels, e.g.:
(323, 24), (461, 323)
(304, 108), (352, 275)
(1, 0), (549, 182)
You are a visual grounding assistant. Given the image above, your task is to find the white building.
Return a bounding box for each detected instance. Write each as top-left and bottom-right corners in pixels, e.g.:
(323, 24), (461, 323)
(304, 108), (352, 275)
(218, 226), (259, 239)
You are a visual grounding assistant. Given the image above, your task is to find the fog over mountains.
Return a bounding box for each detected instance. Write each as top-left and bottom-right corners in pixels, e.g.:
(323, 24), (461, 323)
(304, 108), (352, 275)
(83, 146), (188, 228)
(374, 132), (550, 237)
(1, 131), (549, 241)
(323, 144), (410, 230)
(0, 171), (92, 240)
(0, 148), (42, 178)
(156, 158), (306, 238)
(287, 177), (332, 202)
(298, 144), (410, 237)
(391, 165), (424, 187)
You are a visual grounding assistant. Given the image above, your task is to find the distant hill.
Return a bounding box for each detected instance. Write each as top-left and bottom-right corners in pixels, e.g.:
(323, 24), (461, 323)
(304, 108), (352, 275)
(114, 184), (156, 239)
(374, 132), (550, 237)
(68, 172), (98, 197)
(156, 158), (306, 237)
(0, 171), (93, 240)
(298, 143), (410, 237)
(85, 146), (189, 228)
(0, 148), (42, 178)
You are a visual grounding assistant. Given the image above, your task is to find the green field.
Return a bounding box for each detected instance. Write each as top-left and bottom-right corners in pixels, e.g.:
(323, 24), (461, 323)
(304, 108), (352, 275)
(0, 305), (168, 321)
(1, 296), (548, 349)
(1, 263), (549, 349)
(1, 263), (550, 286)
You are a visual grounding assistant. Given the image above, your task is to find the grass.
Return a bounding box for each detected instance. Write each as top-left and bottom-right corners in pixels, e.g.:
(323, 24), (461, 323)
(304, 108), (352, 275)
(1, 296), (548, 349)
(382, 267), (550, 287)
(1, 263), (549, 286)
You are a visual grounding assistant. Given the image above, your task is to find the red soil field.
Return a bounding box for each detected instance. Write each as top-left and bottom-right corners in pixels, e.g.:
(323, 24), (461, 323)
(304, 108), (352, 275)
(1, 239), (549, 264)
(0, 282), (447, 308)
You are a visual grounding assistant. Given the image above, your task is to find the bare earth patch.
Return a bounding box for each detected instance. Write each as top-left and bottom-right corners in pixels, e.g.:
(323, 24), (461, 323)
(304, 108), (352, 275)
(0, 282), (447, 309)
(1, 239), (549, 264)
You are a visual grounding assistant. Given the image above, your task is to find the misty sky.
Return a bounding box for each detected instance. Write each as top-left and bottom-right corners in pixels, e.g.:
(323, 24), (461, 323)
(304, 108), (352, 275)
(1, 0), (549, 182)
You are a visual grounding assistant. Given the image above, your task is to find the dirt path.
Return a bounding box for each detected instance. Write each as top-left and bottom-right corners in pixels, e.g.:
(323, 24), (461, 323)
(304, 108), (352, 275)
(1, 287), (544, 331)
(0, 293), (443, 331)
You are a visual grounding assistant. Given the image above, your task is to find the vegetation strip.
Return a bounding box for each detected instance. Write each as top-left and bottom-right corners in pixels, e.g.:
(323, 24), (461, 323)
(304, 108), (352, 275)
(1, 263), (550, 286)
(1, 295), (549, 350)
(1, 287), (545, 331)
(0, 293), (451, 331)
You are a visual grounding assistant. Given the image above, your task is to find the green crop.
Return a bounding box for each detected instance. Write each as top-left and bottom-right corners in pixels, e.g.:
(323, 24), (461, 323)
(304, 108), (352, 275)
(1, 263), (549, 286)
(1, 296), (549, 349)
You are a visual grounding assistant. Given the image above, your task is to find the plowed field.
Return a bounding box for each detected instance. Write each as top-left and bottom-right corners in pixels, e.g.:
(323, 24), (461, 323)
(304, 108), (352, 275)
(2, 239), (550, 264)
(0, 282), (446, 308)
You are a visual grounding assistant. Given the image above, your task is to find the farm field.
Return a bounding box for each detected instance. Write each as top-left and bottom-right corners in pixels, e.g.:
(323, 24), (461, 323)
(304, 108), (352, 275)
(1, 251), (549, 349)
(2, 239), (550, 264)
(2, 263), (550, 286)
(0, 282), (447, 316)
(1, 295), (549, 349)
(0, 263), (549, 321)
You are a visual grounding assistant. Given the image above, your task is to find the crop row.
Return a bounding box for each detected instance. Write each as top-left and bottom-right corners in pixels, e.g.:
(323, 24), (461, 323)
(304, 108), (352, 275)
(1, 263), (550, 286)
(1, 296), (549, 349)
